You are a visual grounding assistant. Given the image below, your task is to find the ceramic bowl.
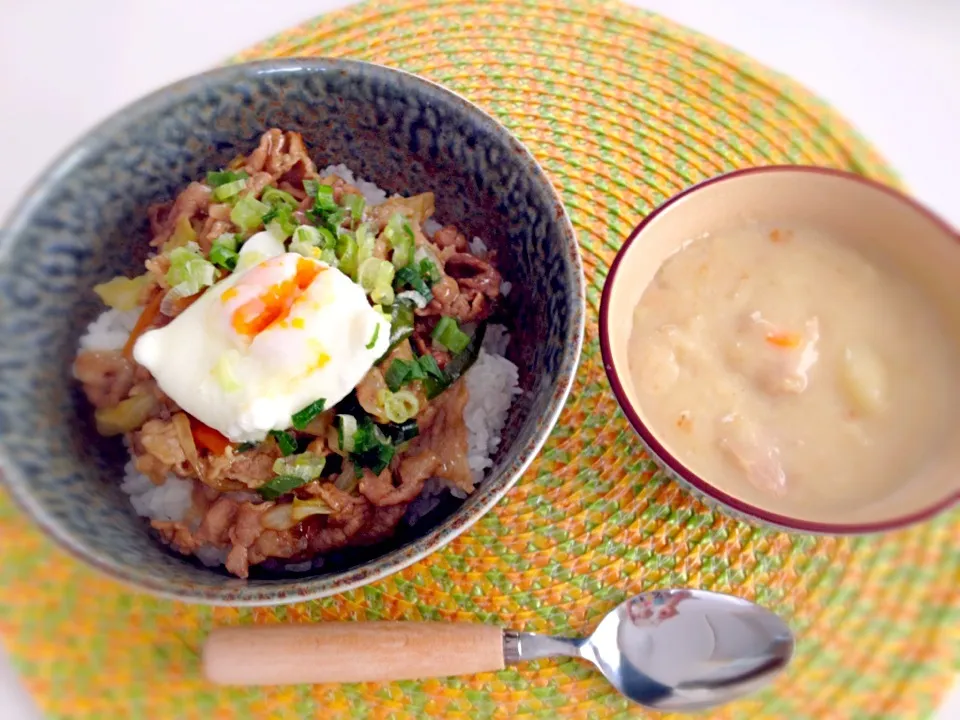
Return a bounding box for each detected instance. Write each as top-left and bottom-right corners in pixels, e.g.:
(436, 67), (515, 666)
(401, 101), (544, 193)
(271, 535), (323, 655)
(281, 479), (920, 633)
(0, 59), (585, 604)
(600, 166), (960, 534)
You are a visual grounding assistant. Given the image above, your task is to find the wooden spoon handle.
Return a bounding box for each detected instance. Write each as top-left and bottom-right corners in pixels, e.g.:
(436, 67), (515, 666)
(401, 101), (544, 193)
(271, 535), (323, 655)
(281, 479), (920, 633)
(203, 622), (506, 686)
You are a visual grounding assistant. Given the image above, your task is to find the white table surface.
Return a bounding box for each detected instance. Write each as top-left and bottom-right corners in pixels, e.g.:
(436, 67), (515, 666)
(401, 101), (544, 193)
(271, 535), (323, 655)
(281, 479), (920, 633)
(1, 1), (957, 717)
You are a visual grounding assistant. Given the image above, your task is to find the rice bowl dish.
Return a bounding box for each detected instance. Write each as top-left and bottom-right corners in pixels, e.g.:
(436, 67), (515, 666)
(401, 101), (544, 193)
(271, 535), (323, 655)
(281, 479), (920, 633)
(74, 129), (520, 578)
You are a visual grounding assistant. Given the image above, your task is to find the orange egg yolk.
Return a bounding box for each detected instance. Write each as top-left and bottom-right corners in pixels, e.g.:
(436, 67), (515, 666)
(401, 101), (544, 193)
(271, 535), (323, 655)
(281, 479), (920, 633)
(229, 258), (322, 337)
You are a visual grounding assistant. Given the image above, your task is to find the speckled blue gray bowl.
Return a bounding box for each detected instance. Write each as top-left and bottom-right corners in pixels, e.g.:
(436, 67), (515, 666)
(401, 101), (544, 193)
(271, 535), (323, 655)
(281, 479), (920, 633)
(0, 59), (584, 605)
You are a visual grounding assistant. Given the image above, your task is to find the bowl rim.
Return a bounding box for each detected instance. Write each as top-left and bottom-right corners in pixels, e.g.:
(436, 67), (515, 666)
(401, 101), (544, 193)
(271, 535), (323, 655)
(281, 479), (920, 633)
(0, 57), (586, 605)
(599, 164), (960, 535)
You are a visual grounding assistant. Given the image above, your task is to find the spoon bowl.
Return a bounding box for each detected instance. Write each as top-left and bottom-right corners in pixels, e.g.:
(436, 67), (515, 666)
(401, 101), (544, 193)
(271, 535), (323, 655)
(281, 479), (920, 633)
(204, 587), (793, 713)
(585, 589), (792, 711)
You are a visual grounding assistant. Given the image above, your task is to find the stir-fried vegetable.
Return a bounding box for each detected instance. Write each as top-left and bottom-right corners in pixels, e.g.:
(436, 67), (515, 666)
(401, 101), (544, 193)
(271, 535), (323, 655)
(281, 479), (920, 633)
(357, 257), (395, 305)
(272, 452), (326, 482)
(261, 497), (333, 529)
(230, 194), (270, 234)
(166, 243), (216, 297)
(432, 316), (470, 353)
(190, 417), (231, 455)
(122, 291), (164, 358)
(94, 393), (158, 436)
(93, 274), (150, 311)
(291, 398), (326, 430)
(162, 215), (197, 253)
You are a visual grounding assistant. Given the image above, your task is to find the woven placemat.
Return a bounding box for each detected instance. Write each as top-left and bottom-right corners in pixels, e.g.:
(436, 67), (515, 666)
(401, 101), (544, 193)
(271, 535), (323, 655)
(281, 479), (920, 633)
(1, 1), (958, 717)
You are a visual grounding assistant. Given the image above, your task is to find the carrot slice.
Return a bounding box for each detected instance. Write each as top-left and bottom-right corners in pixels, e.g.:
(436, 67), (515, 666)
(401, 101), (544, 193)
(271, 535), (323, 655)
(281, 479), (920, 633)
(122, 291), (164, 358)
(765, 332), (801, 349)
(189, 416), (231, 455)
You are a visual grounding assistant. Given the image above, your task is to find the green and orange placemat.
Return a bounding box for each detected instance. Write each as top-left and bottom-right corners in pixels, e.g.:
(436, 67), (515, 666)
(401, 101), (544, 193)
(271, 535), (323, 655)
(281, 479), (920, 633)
(1, 1), (957, 717)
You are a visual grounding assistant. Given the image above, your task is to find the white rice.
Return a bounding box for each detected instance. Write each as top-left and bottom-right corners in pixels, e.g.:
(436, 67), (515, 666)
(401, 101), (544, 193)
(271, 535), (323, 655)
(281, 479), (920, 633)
(78, 308), (141, 351)
(319, 164), (388, 207)
(83, 165), (520, 564)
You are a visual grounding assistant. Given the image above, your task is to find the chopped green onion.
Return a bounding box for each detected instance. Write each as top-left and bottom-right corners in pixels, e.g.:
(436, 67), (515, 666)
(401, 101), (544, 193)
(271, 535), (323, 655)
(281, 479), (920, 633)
(230, 194), (270, 234)
(291, 399), (326, 430)
(385, 359), (419, 392)
(344, 193), (366, 222)
(303, 179), (320, 200)
(209, 236), (239, 271)
(289, 225), (335, 263)
(432, 316), (470, 353)
(394, 266), (432, 302)
(396, 290), (428, 309)
(206, 170), (249, 188)
(357, 257), (395, 305)
(417, 354), (445, 381)
(262, 204), (297, 240)
(336, 232), (359, 277)
(385, 213), (415, 269)
(378, 389), (420, 424)
(212, 350), (243, 392)
(356, 223), (375, 265)
(378, 419), (420, 445)
(424, 323), (486, 399)
(387, 300), (416, 350)
(261, 186), (298, 209)
(317, 226), (337, 250)
(419, 258), (442, 286)
(292, 224), (322, 247)
(269, 430), (297, 456)
(212, 233), (239, 252)
(213, 178), (248, 202)
(315, 185), (337, 212)
(166, 243), (216, 296)
(366, 323), (381, 350)
(272, 452), (326, 482)
(258, 474), (309, 501)
(349, 417), (396, 473)
(384, 354), (444, 392)
(337, 415), (358, 453)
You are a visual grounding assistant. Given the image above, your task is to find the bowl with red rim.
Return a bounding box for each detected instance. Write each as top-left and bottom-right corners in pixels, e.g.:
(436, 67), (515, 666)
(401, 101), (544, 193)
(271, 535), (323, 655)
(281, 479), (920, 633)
(600, 166), (960, 534)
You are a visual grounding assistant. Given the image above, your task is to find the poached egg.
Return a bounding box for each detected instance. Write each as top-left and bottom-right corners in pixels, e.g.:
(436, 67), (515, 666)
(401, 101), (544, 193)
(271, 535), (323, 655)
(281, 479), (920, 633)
(134, 232), (390, 442)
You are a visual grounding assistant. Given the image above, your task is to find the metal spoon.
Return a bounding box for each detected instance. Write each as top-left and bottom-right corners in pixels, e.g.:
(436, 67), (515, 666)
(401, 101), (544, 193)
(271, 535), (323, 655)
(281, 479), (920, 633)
(204, 588), (793, 713)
